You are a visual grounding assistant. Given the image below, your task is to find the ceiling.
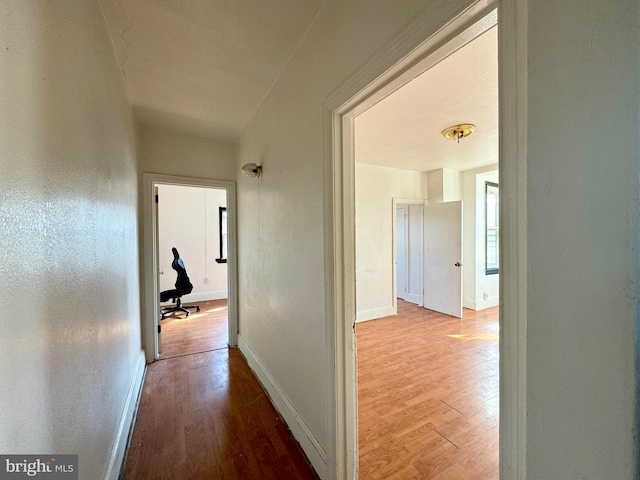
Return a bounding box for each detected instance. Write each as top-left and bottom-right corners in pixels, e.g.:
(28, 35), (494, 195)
(355, 26), (498, 173)
(99, 0), (324, 141)
(98, 1), (496, 160)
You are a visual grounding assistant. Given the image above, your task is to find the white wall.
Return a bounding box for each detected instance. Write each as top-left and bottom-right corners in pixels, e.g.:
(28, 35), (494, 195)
(138, 124), (237, 181)
(355, 163), (428, 321)
(158, 185), (228, 302)
(137, 125), (237, 329)
(523, 0), (639, 477)
(428, 167), (462, 203)
(462, 165), (499, 310)
(237, 2), (437, 476)
(0, 2), (142, 478)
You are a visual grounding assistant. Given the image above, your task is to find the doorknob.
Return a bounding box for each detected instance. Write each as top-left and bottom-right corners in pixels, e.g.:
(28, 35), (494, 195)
(455, 262), (462, 267)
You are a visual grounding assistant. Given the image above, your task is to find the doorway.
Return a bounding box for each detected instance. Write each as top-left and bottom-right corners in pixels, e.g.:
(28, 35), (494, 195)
(354, 22), (499, 468)
(324, 0), (527, 476)
(142, 173), (238, 363)
(156, 184), (229, 359)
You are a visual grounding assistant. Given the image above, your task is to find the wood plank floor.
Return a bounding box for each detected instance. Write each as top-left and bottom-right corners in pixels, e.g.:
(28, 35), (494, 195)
(122, 347), (319, 479)
(357, 300), (499, 479)
(160, 299), (229, 359)
(124, 303), (318, 479)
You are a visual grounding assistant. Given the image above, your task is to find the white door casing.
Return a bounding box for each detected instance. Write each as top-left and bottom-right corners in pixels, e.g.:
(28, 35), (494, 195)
(424, 201), (463, 318)
(322, 3), (521, 478)
(155, 186), (162, 354)
(142, 173), (238, 363)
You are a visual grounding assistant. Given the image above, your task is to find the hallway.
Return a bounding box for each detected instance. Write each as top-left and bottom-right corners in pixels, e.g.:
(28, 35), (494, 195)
(123, 348), (317, 478)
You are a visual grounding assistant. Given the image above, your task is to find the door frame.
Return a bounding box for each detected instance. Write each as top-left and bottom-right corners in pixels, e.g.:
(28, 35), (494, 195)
(392, 197), (426, 312)
(323, 0), (528, 478)
(142, 173), (238, 362)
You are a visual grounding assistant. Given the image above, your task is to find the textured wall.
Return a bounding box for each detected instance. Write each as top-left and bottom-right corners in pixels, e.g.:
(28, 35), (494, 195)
(0, 2), (141, 478)
(138, 124), (237, 181)
(524, 0), (639, 477)
(237, 1), (450, 474)
(355, 163), (427, 321)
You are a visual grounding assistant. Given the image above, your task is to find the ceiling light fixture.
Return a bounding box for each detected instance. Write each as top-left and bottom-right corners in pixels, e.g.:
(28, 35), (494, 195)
(241, 163), (263, 178)
(442, 124), (476, 143)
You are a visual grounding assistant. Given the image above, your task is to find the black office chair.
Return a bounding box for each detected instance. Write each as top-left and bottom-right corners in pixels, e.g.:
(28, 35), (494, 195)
(160, 247), (201, 319)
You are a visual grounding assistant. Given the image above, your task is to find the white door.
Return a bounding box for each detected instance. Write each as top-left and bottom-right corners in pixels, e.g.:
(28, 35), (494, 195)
(405, 204), (423, 306)
(396, 205), (408, 300)
(423, 201), (463, 317)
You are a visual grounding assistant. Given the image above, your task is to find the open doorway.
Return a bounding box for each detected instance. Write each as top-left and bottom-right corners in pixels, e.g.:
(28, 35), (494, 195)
(354, 21), (499, 478)
(324, 3), (504, 476)
(142, 173), (238, 363)
(156, 184), (229, 359)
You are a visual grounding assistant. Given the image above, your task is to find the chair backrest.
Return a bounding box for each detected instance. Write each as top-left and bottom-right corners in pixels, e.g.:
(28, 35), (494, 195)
(171, 247), (193, 294)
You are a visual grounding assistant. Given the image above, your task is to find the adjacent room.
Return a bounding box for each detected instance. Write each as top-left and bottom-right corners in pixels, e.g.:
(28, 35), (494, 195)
(156, 184), (230, 358)
(354, 25), (500, 478)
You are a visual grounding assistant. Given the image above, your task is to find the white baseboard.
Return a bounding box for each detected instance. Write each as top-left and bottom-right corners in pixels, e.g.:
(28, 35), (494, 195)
(463, 296), (499, 311)
(185, 290), (228, 302)
(103, 350), (146, 480)
(356, 305), (395, 323)
(165, 290), (228, 304)
(238, 335), (327, 479)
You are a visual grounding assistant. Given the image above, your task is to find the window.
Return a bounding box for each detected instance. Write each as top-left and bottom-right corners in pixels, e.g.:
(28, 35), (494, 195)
(216, 207), (228, 263)
(485, 182), (499, 275)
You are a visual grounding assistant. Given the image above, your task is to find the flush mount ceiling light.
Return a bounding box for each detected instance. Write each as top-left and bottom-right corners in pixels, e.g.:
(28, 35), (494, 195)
(241, 163), (263, 178)
(442, 124), (476, 143)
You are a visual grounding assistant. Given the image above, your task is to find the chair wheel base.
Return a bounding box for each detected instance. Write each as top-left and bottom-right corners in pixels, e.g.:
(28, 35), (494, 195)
(160, 298), (201, 319)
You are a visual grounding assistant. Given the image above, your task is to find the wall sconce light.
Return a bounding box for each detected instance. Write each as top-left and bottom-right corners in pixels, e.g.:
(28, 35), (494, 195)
(442, 124), (475, 143)
(241, 163), (263, 178)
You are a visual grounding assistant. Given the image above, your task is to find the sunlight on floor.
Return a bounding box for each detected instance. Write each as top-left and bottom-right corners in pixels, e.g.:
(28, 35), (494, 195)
(159, 299), (229, 359)
(447, 333), (499, 340)
(161, 305), (226, 323)
(207, 306), (228, 313)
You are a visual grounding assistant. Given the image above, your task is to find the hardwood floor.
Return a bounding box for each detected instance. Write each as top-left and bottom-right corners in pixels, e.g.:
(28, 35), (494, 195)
(125, 298), (495, 479)
(159, 299), (229, 359)
(357, 300), (499, 479)
(122, 349), (318, 479)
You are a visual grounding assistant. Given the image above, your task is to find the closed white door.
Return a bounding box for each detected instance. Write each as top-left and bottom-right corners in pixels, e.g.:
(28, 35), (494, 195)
(396, 205), (408, 300)
(405, 204), (423, 306)
(424, 201), (463, 317)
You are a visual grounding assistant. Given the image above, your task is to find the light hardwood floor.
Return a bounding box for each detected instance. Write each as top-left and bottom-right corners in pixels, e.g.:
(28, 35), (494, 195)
(159, 299), (229, 359)
(357, 300), (499, 479)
